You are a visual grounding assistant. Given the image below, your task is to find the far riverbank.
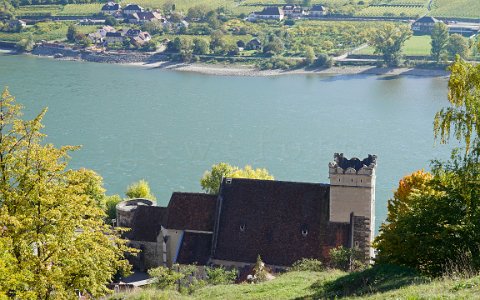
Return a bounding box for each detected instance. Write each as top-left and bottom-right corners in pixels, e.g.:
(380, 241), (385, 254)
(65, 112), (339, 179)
(1, 47), (450, 78)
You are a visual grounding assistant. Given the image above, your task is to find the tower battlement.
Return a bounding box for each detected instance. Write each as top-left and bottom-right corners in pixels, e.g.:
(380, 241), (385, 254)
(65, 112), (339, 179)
(329, 153), (377, 176)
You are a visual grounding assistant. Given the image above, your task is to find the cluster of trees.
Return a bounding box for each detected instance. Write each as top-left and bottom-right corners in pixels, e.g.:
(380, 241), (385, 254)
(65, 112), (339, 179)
(66, 24), (91, 47)
(431, 22), (471, 63)
(0, 88), (133, 298)
(374, 55), (480, 276)
(0, 0), (15, 20)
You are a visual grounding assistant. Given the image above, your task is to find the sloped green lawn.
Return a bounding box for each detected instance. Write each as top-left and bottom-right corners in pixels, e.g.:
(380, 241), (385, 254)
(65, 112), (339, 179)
(110, 265), (480, 300)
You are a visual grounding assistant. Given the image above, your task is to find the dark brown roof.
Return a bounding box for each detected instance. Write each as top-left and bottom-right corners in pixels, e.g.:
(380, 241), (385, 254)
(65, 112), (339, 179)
(415, 16), (439, 24)
(106, 31), (123, 37)
(212, 178), (350, 266)
(102, 2), (120, 11)
(176, 232), (212, 265)
(311, 5), (326, 11)
(166, 192), (217, 232)
(124, 4), (143, 11)
(129, 205), (167, 242)
(257, 6), (283, 16)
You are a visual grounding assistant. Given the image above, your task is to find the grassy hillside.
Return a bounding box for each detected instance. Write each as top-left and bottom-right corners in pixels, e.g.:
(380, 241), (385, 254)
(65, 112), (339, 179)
(110, 265), (480, 300)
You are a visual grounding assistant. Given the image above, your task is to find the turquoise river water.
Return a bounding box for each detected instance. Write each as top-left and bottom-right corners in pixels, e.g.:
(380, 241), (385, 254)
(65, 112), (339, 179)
(0, 53), (453, 228)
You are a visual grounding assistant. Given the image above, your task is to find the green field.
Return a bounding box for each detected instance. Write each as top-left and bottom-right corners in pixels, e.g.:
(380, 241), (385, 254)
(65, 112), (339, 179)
(58, 3), (103, 16)
(357, 35), (432, 56)
(429, 0), (480, 19)
(0, 22), (98, 42)
(109, 266), (480, 300)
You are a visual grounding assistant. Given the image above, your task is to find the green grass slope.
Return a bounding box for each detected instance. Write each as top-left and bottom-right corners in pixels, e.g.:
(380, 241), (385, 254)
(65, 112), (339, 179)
(110, 265), (480, 300)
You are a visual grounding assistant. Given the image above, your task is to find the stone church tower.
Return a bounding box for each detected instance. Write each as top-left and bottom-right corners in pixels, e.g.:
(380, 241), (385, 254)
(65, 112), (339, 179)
(329, 153), (377, 258)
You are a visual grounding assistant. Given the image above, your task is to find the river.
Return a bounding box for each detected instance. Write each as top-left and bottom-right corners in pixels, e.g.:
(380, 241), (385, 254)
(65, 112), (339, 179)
(0, 53), (452, 227)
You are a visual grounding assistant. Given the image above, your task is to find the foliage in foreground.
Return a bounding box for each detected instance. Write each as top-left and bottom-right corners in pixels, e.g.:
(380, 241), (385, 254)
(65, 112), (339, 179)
(375, 56), (480, 276)
(200, 162), (274, 194)
(0, 88), (132, 299)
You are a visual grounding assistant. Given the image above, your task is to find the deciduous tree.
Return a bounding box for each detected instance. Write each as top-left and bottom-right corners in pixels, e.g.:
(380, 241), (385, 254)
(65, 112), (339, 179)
(430, 22), (449, 63)
(66, 24), (78, 42)
(434, 57), (480, 153)
(304, 46), (316, 65)
(200, 163), (274, 194)
(368, 24), (412, 67)
(0, 88), (131, 299)
(125, 179), (156, 200)
(447, 34), (469, 59)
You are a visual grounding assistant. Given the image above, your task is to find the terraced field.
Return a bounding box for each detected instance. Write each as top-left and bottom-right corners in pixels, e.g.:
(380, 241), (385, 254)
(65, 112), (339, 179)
(57, 4), (102, 16)
(17, 4), (101, 16)
(429, 0), (480, 19)
(379, 0), (428, 4)
(355, 5), (426, 17)
(16, 5), (63, 16)
(240, 0), (351, 5)
(13, 0), (480, 19)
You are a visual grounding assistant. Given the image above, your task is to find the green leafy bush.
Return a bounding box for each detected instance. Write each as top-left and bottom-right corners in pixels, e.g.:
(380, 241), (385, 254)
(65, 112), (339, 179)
(329, 246), (365, 272)
(206, 266), (238, 285)
(148, 266), (184, 290)
(289, 258), (324, 272)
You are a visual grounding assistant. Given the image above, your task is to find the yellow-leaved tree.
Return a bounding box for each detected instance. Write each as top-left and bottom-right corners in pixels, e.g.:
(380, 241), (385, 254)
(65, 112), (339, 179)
(373, 170), (440, 267)
(0, 88), (132, 299)
(200, 163), (274, 194)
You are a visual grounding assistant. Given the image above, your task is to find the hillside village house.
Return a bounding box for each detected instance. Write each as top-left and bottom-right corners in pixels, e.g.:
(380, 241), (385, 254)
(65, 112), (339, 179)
(246, 38), (262, 50)
(116, 153), (377, 271)
(126, 29), (151, 46)
(128, 11), (163, 24)
(249, 7), (285, 21)
(101, 1), (121, 15)
(309, 5), (328, 17)
(105, 31), (125, 44)
(282, 5), (306, 18)
(8, 19), (26, 30)
(88, 26), (115, 44)
(123, 4), (144, 16)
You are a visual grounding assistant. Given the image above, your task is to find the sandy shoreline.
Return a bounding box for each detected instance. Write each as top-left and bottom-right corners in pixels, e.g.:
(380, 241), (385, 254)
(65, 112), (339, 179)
(2, 49), (450, 78)
(127, 61), (450, 78)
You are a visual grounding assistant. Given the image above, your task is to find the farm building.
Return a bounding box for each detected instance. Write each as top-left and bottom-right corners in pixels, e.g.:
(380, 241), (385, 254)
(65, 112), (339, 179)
(411, 16), (441, 34)
(116, 153), (377, 271)
(123, 4), (144, 16)
(248, 7), (285, 21)
(101, 1), (121, 15)
(309, 5), (328, 17)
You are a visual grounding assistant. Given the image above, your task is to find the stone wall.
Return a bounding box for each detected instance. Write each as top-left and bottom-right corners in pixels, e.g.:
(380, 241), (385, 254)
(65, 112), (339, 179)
(32, 45), (152, 64)
(127, 240), (163, 271)
(351, 214), (372, 262)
